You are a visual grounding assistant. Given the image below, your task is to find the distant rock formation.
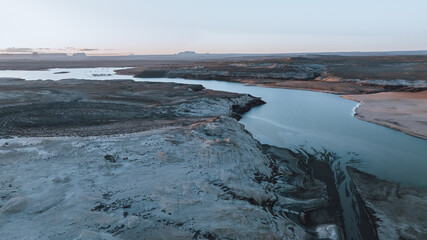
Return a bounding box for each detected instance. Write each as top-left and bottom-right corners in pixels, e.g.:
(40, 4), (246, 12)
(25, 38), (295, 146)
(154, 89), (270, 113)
(177, 51), (197, 56)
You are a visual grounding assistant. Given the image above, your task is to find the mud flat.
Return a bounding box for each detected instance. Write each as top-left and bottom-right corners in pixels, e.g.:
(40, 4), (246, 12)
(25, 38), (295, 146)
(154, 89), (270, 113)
(343, 91), (427, 140)
(0, 79), (345, 239)
(347, 167), (427, 240)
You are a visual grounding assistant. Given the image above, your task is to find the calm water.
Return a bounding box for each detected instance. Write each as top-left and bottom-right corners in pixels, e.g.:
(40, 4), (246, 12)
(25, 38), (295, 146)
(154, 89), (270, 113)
(1, 67), (426, 239)
(2, 67), (425, 186)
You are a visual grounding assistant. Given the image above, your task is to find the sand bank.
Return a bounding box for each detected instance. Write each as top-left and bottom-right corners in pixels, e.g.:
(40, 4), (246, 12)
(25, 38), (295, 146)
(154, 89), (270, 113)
(343, 91), (427, 139)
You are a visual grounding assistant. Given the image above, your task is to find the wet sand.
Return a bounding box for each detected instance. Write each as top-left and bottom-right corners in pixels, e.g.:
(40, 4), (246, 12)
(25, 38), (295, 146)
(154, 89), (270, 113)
(342, 91), (427, 140)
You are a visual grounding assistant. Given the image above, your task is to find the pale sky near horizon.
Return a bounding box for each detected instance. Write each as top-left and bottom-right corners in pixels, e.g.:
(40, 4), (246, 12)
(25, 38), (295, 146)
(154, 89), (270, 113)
(0, 0), (426, 55)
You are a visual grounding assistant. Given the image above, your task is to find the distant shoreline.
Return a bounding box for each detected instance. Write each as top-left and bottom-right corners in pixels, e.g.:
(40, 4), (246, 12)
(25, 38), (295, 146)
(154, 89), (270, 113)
(1, 54), (426, 140)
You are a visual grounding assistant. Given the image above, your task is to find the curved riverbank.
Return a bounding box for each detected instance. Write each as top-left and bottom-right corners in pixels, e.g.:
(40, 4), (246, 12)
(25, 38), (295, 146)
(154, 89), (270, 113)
(1, 68), (426, 239)
(342, 91), (427, 140)
(0, 78), (264, 138)
(0, 78), (346, 239)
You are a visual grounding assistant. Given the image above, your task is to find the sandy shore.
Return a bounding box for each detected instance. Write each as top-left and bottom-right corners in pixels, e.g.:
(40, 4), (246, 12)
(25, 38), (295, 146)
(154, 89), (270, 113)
(1, 56), (426, 138)
(342, 91), (427, 139)
(115, 57), (427, 139)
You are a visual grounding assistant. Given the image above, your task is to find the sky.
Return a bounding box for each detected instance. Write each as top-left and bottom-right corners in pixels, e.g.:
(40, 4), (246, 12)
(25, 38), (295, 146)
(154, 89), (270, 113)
(0, 0), (426, 55)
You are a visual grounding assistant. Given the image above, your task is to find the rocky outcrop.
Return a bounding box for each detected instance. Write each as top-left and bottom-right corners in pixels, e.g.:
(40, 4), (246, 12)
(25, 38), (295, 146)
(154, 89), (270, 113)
(0, 79), (344, 239)
(163, 63), (324, 81)
(126, 55), (427, 94)
(0, 78), (259, 137)
(0, 116), (345, 239)
(231, 95), (266, 120)
(133, 64), (324, 81)
(347, 167), (427, 240)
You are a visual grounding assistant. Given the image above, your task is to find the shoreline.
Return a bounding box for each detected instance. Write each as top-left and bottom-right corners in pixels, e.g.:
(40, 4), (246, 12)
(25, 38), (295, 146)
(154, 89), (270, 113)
(1, 56), (426, 140)
(133, 73), (427, 141)
(0, 78), (346, 239)
(342, 92), (427, 140)
(0, 68), (424, 239)
(1, 65), (426, 238)
(160, 76), (427, 141)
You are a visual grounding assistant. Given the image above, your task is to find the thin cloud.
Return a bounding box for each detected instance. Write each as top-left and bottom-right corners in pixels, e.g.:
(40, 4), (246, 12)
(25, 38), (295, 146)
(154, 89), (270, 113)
(0, 47), (121, 55)
(0, 47), (34, 53)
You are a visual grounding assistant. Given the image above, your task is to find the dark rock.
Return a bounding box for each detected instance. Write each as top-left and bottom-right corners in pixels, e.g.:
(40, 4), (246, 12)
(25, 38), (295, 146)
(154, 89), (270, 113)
(104, 154), (116, 162)
(134, 70), (167, 78)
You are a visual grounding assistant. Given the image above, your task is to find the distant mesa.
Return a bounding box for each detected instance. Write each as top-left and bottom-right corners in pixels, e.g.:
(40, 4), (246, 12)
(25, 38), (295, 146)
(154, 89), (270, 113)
(177, 51), (197, 56)
(175, 51), (212, 59)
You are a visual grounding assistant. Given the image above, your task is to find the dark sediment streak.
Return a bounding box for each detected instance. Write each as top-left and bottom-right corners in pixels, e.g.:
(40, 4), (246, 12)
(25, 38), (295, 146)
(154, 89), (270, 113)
(261, 145), (383, 239)
(261, 145), (346, 239)
(347, 166), (427, 239)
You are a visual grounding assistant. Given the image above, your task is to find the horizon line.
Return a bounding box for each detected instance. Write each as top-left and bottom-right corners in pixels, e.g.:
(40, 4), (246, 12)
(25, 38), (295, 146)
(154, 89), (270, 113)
(1, 49), (427, 57)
